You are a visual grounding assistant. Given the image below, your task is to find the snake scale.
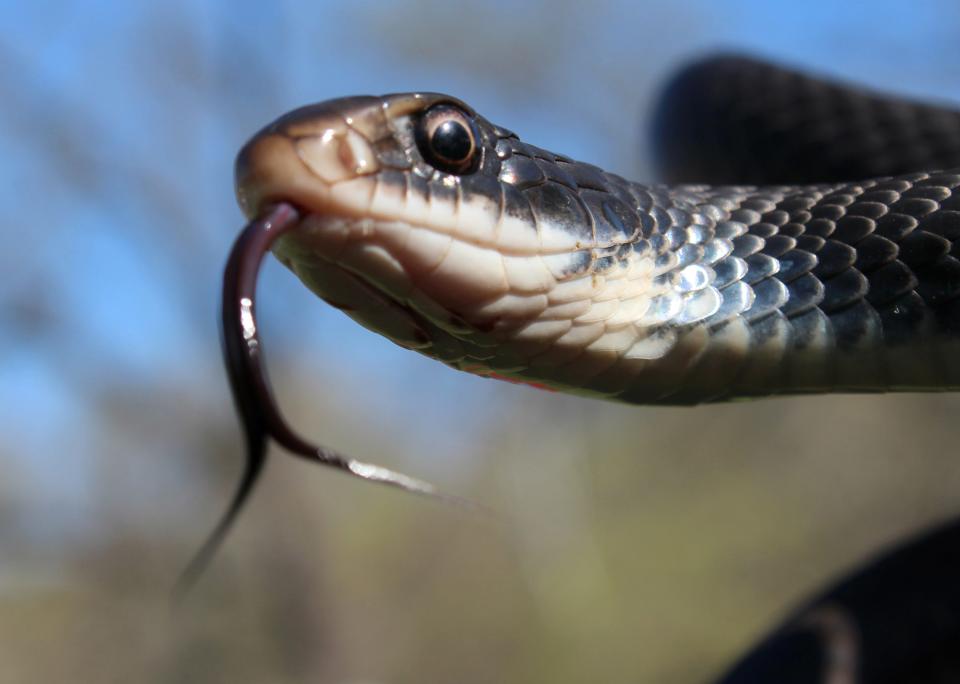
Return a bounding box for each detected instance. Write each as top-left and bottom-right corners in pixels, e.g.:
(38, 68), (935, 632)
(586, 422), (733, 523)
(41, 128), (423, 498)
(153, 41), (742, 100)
(192, 56), (960, 683)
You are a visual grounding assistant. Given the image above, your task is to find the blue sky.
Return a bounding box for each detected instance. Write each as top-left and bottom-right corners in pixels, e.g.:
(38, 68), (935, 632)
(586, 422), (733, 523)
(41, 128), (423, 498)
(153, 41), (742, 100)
(3, 0), (960, 538)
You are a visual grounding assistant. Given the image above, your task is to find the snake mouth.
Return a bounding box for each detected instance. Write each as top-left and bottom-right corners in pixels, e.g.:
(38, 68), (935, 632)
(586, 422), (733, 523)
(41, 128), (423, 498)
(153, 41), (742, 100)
(234, 117), (381, 224)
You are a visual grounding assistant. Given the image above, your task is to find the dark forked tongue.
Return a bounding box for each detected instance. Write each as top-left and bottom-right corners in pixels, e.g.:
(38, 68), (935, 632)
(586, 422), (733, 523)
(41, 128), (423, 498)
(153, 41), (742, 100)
(175, 202), (472, 598)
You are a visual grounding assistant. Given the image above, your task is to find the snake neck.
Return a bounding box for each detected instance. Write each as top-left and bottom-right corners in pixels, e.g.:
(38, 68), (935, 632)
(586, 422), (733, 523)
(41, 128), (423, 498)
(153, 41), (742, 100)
(434, 168), (960, 405)
(611, 171), (960, 404)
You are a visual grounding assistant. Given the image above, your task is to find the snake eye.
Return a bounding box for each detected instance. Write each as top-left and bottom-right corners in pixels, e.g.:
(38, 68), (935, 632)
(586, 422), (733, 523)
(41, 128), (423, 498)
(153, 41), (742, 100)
(415, 104), (481, 174)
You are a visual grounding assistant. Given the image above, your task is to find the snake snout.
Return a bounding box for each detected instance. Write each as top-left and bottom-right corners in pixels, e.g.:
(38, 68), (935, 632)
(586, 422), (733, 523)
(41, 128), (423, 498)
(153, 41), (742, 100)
(234, 133), (309, 219)
(233, 98), (385, 221)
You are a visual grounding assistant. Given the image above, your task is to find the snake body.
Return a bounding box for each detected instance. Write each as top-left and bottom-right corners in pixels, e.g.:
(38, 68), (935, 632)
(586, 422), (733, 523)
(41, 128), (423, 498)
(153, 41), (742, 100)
(654, 56), (960, 185)
(235, 65), (960, 407)
(207, 57), (960, 682)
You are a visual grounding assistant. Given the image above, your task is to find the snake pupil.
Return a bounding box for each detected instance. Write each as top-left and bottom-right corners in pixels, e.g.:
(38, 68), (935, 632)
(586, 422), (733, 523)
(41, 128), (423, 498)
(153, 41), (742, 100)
(432, 120), (471, 162)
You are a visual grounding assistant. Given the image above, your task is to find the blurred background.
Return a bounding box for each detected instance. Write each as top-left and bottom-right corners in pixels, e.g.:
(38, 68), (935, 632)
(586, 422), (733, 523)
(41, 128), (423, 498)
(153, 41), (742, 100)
(4, 1), (960, 682)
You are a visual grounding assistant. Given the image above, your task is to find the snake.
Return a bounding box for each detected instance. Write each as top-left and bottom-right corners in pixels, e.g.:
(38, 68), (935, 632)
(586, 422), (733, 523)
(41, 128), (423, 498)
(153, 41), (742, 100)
(186, 56), (960, 682)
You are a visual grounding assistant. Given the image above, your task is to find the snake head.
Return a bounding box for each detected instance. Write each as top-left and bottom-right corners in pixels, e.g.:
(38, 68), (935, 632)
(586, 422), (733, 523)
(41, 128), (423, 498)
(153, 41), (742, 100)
(235, 93), (669, 396)
(234, 94), (510, 352)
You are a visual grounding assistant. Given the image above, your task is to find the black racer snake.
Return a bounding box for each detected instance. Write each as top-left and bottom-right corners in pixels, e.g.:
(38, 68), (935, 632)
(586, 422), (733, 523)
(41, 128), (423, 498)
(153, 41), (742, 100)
(189, 56), (960, 683)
